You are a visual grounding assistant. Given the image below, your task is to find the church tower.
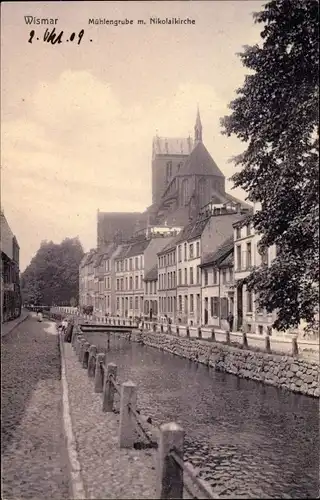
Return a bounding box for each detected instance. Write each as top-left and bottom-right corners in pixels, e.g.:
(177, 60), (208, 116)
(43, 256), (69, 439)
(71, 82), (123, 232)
(194, 106), (203, 144)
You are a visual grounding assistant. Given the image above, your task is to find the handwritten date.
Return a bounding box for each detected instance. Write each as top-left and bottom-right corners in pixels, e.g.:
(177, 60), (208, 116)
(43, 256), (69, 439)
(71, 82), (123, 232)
(28, 28), (87, 45)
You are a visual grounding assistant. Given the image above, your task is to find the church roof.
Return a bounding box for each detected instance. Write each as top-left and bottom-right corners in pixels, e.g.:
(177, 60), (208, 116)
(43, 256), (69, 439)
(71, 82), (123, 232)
(153, 136), (193, 156)
(177, 141), (225, 178)
(200, 235), (234, 268)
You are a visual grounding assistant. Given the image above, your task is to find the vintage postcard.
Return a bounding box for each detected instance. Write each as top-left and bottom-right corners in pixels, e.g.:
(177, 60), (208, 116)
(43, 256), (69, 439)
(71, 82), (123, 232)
(1, 1), (318, 499)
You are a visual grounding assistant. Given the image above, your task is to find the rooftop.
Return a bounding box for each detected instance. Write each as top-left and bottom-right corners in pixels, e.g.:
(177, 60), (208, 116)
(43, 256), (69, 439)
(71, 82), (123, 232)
(144, 265), (158, 282)
(201, 235), (234, 267)
(177, 141), (225, 178)
(152, 136), (194, 156)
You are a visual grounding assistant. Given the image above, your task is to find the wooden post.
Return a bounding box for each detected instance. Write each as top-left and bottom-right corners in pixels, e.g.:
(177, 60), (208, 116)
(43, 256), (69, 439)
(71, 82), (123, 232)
(119, 381), (137, 448)
(94, 353), (106, 393)
(211, 328), (216, 341)
(265, 335), (271, 353)
(102, 363), (117, 412)
(88, 345), (97, 378)
(77, 337), (84, 359)
(157, 422), (184, 500)
(186, 326), (190, 338)
(226, 330), (231, 344)
(242, 331), (248, 348)
(82, 342), (91, 368)
(198, 327), (202, 339)
(79, 339), (87, 363)
(292, 337), (299, 356)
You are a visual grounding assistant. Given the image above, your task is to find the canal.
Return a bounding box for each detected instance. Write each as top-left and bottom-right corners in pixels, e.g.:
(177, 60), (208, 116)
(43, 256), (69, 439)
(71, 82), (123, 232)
(84, 331), (319, 499)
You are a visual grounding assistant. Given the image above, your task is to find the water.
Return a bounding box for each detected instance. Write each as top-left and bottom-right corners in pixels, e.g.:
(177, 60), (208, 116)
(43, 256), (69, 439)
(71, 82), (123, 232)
(85, 332), (319, 499)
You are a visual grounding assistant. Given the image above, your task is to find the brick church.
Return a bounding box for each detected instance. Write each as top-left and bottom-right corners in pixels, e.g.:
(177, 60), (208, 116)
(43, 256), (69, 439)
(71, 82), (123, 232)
(97, 109), (249, 249)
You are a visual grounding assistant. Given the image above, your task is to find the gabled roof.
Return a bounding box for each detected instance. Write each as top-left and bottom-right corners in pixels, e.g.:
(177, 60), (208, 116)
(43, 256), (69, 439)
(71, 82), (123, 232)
(219, 251), (234, 268)
(93, 253), (105, 268)
(158, 232), (181, 255)
(177, 141), (224, 178)
(144, 265), (158, 282)
(176, 217), (209, 244)
(125, 239), (150, 258)
(153, 136), (193, 156)
(115, 244), (130, 260)
(201, 235), (234, 268)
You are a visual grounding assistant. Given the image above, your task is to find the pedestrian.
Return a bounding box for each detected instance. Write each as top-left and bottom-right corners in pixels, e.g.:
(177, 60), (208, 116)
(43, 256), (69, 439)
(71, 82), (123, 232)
(61, 318), (68, 335)
(227, 311), (234, 332)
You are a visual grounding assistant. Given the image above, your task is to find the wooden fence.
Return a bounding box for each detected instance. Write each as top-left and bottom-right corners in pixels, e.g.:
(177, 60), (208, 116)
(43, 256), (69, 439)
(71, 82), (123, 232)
(70, 325), (217, 500)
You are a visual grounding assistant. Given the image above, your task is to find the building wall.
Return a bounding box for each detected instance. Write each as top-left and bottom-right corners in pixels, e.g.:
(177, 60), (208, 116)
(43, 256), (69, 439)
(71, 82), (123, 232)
(144, 279), (158, 319)
(152, 154), (188, 206)
(233, 222), (277, 334)
(201, 265), (234, 328)
(158, 247), (177, 322)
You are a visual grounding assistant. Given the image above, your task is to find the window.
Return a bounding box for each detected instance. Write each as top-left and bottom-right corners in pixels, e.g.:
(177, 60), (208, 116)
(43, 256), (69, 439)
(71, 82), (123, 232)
(236, 227), (241, 239)
(229, 267), (233, 283)
(258, 325), (264, 335)
(166, 161), (172, 181)
(190, 267), (194, 285)
(184, 295), (188, 314)
(129, 277), (133, 290)
(129, 258), (133, 270)
(196, 242), (200, 257)
(222, 269), (227, 284)
(246, 224), (251, 236)
(189, 244), (194, 259)
(236, 245), (241, 270)
(178, 245), (182, 262)
(247, 291), (253, 312)
(197, 266), (201, 284)
(184, 243), (187, 261)
(184, 268), (188, 285)
(129, 297), (133, 309)
(178, 269), (182, 286)
(190, 294), (194, 313)
(212, 297), (219, 316)
(204, 269), (208, 286)
(181, 179), (189, 206)
(213, 269), (218, 285)
(120, 278), (124, 290)
(116, 297), (120, 310)
(260, 248), (269, 266)
(220, 297), (228, 319)
(116, 279), (120, 291)
(246, 243), (252, 269)
(125, 259), (128, 271)
(178, 295), (182, 312)
(173, 271), (176, 288)
(135, 276), (139, 289)
(135, 296), (139, 310)
(135, 257), (139, 270)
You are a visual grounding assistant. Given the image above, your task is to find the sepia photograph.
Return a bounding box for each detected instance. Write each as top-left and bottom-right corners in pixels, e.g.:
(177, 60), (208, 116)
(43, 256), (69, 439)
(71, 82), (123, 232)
(1, 0), (319, 499)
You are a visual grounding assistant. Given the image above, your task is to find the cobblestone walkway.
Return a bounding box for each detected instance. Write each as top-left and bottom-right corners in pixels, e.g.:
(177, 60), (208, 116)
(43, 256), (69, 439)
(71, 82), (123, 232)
(1, 317), (71, 499)
(63, 337), (158, 499)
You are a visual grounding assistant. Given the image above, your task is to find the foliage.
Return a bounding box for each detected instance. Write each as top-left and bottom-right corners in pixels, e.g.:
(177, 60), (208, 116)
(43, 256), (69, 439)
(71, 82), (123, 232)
(221, 0), (319, 330)
(82, 305), (93, 315)
(21, 237), (84, 307)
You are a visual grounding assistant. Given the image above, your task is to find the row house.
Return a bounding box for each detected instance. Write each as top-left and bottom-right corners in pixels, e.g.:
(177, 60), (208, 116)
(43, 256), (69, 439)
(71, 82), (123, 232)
(200, 236), (234, 328)
(157, 201), (247, 325)
(233, 207), (277, 335)
(143, 265), (158, 320)
(114, 240), (147, 318)
(157, 234), (180, 322)
(114, 233), (175, 318)
(79, 249), (97, 309)
(102, 243), (122, 316)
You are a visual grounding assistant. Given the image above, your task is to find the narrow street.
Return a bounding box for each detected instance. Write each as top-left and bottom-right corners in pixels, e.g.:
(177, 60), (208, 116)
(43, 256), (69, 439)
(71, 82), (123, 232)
(1, 315), (71, 499)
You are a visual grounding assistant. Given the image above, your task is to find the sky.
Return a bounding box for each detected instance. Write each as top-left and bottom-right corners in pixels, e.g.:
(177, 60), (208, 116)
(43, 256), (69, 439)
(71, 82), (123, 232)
(1, 0), (264, 271)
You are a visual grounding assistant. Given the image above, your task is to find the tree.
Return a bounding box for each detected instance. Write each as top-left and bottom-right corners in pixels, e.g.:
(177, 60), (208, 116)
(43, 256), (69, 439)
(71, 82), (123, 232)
(21, 237), (84, 307)
(221, 0), (319, 331)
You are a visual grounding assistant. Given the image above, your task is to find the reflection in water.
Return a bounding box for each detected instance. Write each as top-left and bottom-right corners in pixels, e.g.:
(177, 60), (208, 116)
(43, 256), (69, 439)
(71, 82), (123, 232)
(86, 332), (319, 499)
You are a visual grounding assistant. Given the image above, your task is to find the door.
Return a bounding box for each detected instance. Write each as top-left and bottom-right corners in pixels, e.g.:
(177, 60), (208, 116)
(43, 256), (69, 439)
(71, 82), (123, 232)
(204, 297), (208, 325)
(237, 284), (243, 330)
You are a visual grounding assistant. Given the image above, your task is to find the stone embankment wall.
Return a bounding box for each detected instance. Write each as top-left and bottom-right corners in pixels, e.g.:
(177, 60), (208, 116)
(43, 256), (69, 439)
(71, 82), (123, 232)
(129, 330), (319, 398)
